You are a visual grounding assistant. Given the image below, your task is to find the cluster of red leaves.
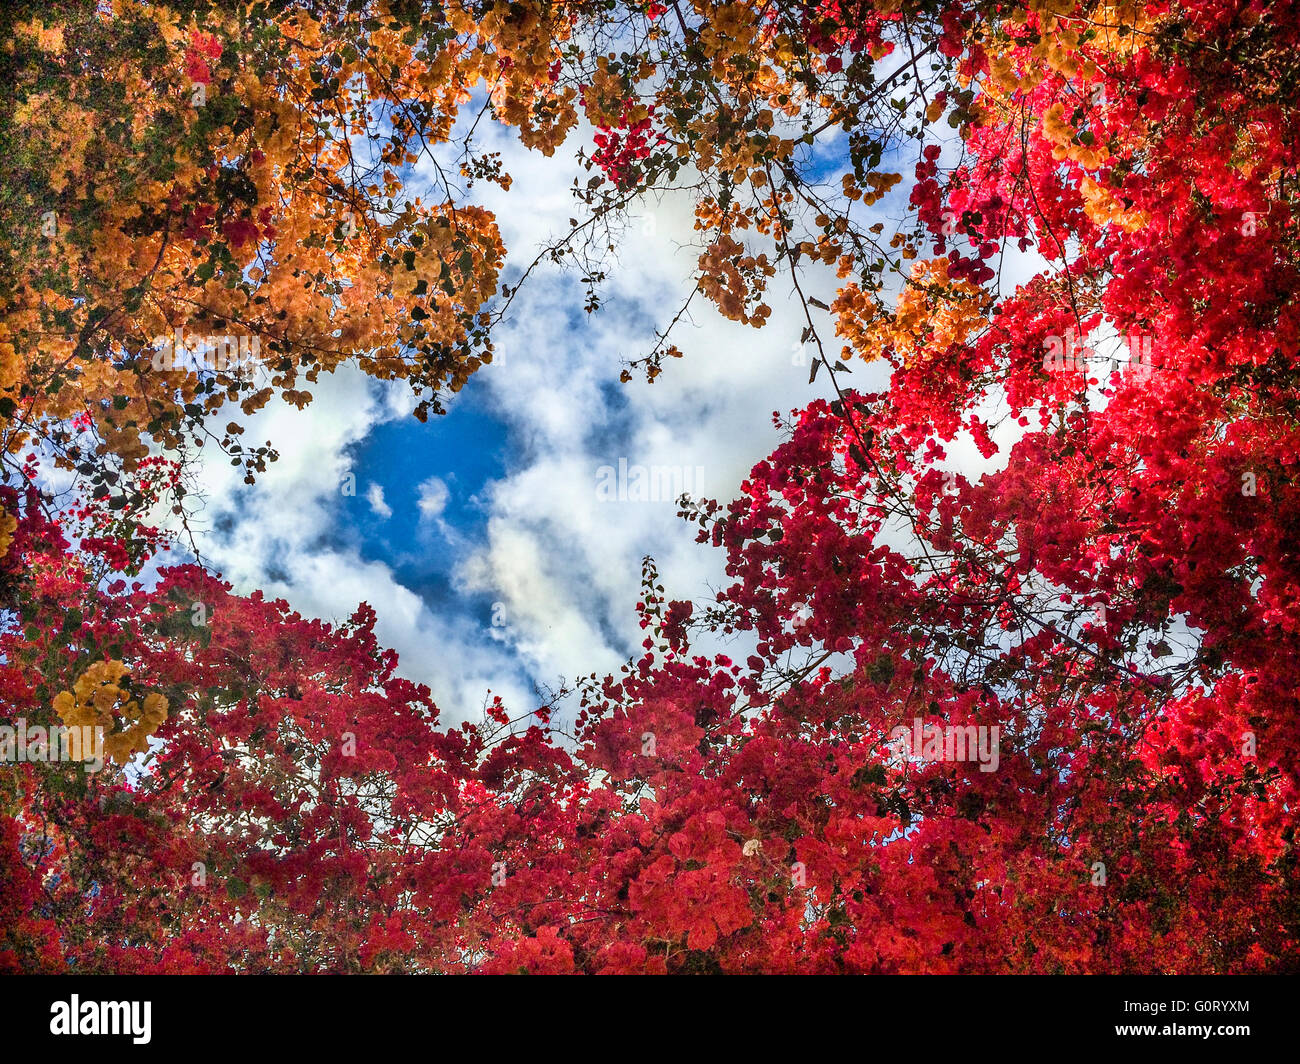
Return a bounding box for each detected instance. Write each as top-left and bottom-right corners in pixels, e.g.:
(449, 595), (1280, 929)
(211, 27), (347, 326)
(800, 0), (888, 56)
(587, 100), (665, 191)
(184, 30), (222, 86)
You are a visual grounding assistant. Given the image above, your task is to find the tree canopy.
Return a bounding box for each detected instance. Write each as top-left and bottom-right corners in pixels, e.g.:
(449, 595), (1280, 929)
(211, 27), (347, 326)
(2, 0), (1299, 973)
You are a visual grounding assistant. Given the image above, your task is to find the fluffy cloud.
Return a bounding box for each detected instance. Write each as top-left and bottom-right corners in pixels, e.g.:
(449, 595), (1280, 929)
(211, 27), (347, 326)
(167, 112), (923, 724)
(158, 366), (535, 724)
(416, 476), (449, 521)
(435, 122), (866, 693)
(366, 482), (392, 520)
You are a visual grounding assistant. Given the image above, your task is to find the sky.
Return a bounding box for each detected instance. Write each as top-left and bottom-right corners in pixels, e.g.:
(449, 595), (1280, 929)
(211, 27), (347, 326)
(142, 94), (1041, 728)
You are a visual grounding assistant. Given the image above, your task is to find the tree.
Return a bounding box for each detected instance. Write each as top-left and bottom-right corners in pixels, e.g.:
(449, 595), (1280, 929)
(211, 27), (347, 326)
(3, 0), (1299, 973)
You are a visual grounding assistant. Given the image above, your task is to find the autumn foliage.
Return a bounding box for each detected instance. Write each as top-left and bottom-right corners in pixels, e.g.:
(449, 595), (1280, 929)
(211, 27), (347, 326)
(3, 0), (1300, 972)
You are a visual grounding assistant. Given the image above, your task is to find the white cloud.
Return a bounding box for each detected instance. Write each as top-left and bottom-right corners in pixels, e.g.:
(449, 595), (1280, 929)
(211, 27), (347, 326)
(166, 104), (968, 726)
(365, 482), (392, 519)
(157, 368), (538, 724)
(416, 476), (449, 521)
(429, 123), (879, 693)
